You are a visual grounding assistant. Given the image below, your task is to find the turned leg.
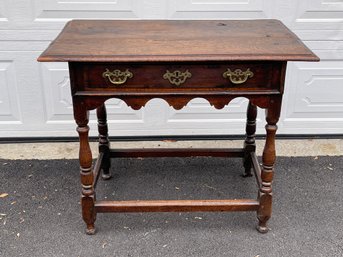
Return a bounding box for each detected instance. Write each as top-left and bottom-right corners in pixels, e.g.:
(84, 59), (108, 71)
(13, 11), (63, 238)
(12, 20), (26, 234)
(96, 104), (111, 180)
(256, 99), (281, 233)
(243, 101), (257, 177)
(75, 106), (96, 235)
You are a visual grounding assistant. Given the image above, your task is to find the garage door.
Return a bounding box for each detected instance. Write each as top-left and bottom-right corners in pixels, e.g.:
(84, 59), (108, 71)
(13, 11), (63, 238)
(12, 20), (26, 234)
(0, 0), (342, 137)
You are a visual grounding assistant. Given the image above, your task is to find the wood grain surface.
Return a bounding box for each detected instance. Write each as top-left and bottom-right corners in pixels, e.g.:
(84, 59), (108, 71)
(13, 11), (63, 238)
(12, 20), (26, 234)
(38, 20), (319, 62)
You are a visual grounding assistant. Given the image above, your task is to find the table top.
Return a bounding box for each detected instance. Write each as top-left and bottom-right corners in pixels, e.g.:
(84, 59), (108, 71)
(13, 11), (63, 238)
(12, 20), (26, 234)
(38, 19), (319, 63)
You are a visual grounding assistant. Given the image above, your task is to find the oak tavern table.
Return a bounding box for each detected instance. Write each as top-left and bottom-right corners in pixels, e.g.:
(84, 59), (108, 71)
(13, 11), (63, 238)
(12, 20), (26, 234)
(38, 20), (319, 235)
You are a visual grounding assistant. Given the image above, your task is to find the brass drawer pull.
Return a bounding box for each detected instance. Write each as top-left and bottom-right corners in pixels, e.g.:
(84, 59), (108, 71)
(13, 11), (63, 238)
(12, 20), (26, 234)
(102, 69), (133, 85)
(223, 68), (254, 84)
(163, 70), (192, 86)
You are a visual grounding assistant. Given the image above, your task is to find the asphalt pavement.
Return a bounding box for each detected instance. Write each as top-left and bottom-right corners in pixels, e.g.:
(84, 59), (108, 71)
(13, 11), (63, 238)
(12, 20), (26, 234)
(1, 156), (342, 257)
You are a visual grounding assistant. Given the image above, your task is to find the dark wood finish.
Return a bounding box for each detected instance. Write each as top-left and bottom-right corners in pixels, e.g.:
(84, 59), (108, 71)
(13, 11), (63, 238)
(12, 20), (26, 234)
(92, 152), (103, 189)
(74, 105), (96, 235)
(251, 152), (262, 189)
(38, 20), (319, 62)
(256, 98), (282, 233)
(80, 62), (281, 91)
(37, 20), (319, 235)
(243, 101), (258, 177)
(74, 90), (280, 111)
(96, 104), (111, 180)
(110, 148), (245, 158)
(95, 199), (259, 213)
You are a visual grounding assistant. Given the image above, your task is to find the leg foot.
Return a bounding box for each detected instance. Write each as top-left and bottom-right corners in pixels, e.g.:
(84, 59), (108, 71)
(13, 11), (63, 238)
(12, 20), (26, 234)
(242, 168), (253, 178)
(86, 225), (96, 235)
(256, 223), (269, 234)
(101, 172), (112, 180)
(101, 152), (111, 180)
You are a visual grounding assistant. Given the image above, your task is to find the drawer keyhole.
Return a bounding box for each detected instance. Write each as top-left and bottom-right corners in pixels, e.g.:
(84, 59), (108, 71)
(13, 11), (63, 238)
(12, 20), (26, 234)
(163, 70), (192, 86)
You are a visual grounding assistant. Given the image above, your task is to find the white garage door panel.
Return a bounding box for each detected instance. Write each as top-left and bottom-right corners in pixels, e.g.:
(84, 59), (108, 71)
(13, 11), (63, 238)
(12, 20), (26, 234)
(165, 98), (249, 135)
(40, 62), (73, 123)
(0, 61), (21, 123)
(33, 0), (137, 20)
(278, 61), (343, 134)
(168, 0), (270, 19)
(304, 41), (343, 61)
(285, 62), (343, 118)
(0, 1), (8, 23)
(295, 0), (343, 22)
(0, 0), (342, 137)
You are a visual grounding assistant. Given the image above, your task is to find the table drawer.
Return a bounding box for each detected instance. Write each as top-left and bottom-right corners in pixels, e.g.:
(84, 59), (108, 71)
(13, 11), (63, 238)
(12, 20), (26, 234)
(80, 62), (282, 92)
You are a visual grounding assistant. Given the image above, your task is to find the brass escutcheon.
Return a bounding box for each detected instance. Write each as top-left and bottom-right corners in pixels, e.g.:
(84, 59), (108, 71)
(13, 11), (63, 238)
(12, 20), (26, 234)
(223, 68), (254, 85)
(102, 69), (133, 85)
(163, 70), (192, 86)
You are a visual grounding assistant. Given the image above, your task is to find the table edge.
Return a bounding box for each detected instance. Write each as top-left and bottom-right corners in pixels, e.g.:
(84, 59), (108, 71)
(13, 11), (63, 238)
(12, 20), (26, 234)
(37, 54), (320, 62)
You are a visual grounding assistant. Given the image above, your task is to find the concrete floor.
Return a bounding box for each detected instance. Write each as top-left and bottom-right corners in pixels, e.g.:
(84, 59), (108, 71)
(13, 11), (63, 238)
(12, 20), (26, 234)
(0, 139), (343, 159)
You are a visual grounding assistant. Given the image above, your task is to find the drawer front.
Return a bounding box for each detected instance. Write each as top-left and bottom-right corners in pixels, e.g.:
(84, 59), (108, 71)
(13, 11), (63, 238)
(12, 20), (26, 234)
(80, 62), (282, 92)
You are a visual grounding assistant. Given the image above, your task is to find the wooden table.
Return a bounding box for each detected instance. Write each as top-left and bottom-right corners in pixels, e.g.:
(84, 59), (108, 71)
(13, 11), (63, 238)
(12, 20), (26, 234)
(38, 20), (319, 235)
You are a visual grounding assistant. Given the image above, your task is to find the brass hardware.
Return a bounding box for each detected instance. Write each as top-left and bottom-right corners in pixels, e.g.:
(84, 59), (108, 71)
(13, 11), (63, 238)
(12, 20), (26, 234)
(102, 69), (133, 85)
(223, 68), (254, 85)
(163, 70), (192, 86)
